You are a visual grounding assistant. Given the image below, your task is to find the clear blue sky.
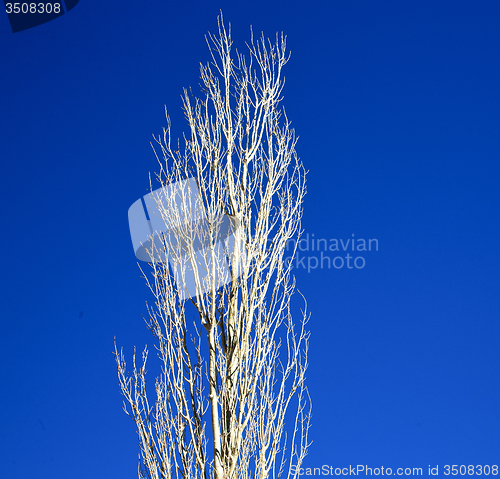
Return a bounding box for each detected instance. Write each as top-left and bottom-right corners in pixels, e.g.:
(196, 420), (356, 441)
(1, 1), (499, 477)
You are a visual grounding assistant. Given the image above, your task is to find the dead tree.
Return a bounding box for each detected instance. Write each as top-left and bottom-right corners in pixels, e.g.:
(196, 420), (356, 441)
(115, 14), (311, 479)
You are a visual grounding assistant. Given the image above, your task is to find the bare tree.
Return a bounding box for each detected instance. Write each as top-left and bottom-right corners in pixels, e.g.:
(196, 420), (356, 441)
(115, 14), (311, 479)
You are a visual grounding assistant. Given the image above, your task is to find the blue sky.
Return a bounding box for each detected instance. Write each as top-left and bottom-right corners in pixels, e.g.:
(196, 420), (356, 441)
(1, 1), (499, 477)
